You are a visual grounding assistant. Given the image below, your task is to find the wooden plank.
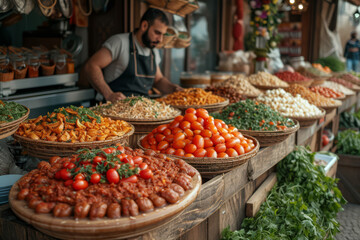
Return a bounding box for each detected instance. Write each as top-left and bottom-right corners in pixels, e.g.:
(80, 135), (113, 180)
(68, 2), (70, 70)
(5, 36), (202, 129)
(246, 173), (277, 217)
(207, 211), (220, 240)
(296, 121), (323, 146)
(324, 108), (336, 127)
(338, 95), (356, 114)
(179, 220), (207, 240)
(356, 92), (360, 110)
(255, 168), (273, 189)
(248, 134), (295, 181)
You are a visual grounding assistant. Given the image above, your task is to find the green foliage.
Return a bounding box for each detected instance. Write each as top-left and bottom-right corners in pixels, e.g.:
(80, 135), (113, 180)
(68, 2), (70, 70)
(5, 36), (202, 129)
(0, 101), (27, 123)
(221, 146), (346, 240)
(339, 112), (360, 129)
(336, 130), (360, 156)
(51, 105), (101, 123)
(315, 56), (345, 72)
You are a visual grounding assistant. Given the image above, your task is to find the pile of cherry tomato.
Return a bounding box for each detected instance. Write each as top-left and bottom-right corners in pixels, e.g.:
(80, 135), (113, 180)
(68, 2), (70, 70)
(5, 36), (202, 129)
(309, 86), (344, 99)
(50, 145), (153, 191)
(141, 108), (256, 158)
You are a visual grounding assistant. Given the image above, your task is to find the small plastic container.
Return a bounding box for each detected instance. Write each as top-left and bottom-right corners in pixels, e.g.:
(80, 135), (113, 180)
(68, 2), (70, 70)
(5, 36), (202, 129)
(27, 54), (40, 78)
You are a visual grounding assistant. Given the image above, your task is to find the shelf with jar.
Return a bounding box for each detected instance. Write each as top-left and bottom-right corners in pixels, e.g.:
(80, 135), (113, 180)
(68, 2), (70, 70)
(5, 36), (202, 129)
(277, 22), (302, 57)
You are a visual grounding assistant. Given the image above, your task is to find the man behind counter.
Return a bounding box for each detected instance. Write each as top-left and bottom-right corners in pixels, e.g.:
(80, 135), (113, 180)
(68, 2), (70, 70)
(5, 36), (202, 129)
(82, 8), (182, 103)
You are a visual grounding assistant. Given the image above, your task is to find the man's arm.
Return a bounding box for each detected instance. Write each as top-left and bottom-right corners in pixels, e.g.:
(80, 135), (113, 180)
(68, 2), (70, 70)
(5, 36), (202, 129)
(83, 47), (126, 102)
(153, 66), (182, 94)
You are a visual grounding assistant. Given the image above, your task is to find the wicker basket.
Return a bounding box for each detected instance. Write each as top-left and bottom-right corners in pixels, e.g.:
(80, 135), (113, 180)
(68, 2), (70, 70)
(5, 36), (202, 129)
(320, 100), (342, 113)
(310, 77), (327, 86)
(146, 0), (167, 8)
(170, 99), (229, 114)
(174, 31), (191, 48)
(13, 67), (28, 79)
(14, 125), (135, 160)
(0, 70), (14, 82)
(238, 120), (300, 147)
(176, 0), (199, 16)
(40, 64), (55, 76)
(0, 106), (30, 140)
(138, 134), (259, 178)
(157, 27), (178, 48)
(284, 109), (326, 128)
(251, 84), (288, 91)
(288, 79), (313, 87)
(103, 110), (181, 148)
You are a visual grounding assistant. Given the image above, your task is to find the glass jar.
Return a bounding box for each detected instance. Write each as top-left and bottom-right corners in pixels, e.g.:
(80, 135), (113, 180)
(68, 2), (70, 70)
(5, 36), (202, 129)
(27, 54), (40, 78)
(55, 54), (67, 74)
(67, 58), (74, 74)
(180, 72), (211, 88)
(0, 55), (9, 72)
(10, 55), (27, 79)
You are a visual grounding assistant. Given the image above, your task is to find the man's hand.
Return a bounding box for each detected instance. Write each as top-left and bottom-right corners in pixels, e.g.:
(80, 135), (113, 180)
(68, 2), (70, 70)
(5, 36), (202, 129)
(105, 92), (126, 103)
(173, 84), (183, 92)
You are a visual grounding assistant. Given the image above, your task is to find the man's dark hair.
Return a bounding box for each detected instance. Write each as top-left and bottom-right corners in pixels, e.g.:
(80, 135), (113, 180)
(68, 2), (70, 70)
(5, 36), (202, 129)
(351, 31), (357, 39)
(140, 8), (169, 26)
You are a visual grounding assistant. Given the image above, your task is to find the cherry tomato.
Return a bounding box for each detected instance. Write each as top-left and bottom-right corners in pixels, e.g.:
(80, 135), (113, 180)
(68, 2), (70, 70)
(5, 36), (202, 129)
(184, 139), (191, 145)
(174, 115), (184, 122)
(184, 129), (194, 137)
(157, 141), (169, 151)
(207, 124), (218, 134)
(140, 169), (153, 179)
(214, 119), (223, 129)
(174, 149), (185, 156)
(206, 149), (217, 158)
(217, 152), (229, 158)
(90, 173), (101, 184)
(148, 137), (157, 145)
(157, 124), (168, 133)
(59, 169), (72, 181)
(196, 108), (209, 119)
(204, 116), (215, 125)
(185, 108), (197, 114)
(226, 148), (239, 157)
(192, 135), (204, 149)
(193, 129), (201, 135)
(211, 134), (225, 145)
(173, 140), (186, 149)
(49, 156), (61, 165)
(193, 148), (207, 157)
(106, 169), (120, 184)
(74, 173), (85, 181)
(169, 121), (180, 129)
(172, 127), (183, 135)
(197, 117), (205, 126)
(191, 121), (204, 131)
(132, 156), (143, 165)
(62, 162), (70, 168)
(139, 162), (148, 170)
(116, 153), (127, 161)
(55, 171), (62, 180)
(103, 147), (116, 154)
(122, 156), (134, 166)
(184, 143), (197, 154)
(221, 132), (232, 141)
(204, 137), (214, 148)
(163, 128), (172, 136)
(155, 133), (166, 142)
(64, 179), (73, 187)
(165, 134), (174, 143)
(165, 148), (176, 155)
(201, 129), (212, 138)
(93, 156), (104, 165)
(116, 145), (125, 152)
(180, 121), (191, 130)
(174, 132), (186, 141)
(226, 138), (241, 148)
(120, 175), (138, 183)
(72, 180), (88, 191)
(184, 113), (197, 123)
(214, 143), (226, 153)
(184, 153), (195, 157)
(234, 144), (245, 155)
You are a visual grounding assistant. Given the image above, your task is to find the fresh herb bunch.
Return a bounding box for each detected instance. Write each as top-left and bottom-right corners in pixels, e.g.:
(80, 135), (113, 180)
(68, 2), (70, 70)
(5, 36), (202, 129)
(221, 146), (346, 240)
(336, 130), (360, 156)
(123, 96), (146, 106)
(212, 99), (295, 131)
(339, 112), (360, 130)
(50, 105), (101, 124)
(0, 100), (27, 123)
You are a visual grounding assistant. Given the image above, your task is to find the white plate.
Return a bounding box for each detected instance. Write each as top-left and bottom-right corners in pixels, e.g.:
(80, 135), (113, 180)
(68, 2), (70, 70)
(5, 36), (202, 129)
(314, 153), (337, 173)
(0, 175), (23, 188)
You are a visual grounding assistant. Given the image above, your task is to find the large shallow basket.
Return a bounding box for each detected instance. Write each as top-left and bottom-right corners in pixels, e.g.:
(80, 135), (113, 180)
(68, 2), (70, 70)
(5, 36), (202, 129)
(170, 98), (229, 114)
(0, 106), (30, 140)
(287, 79), (313, 87)
(284, 109), (326, 128)
(104, 110), (181, 148)
(9, 168), (202, 240)
(238, 120), (300, 147)
(138, 134), (259, 178)
(251, 84), (288, 91)
(310, 77), (327, 86)
(319, 100), (342, 113)
(14, 125), (135, 159)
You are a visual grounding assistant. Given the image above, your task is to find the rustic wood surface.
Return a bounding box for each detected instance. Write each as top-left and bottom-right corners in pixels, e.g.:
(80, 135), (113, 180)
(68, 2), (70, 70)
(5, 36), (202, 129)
(338, 95), (356, 114)
(246, 173), (277, 217)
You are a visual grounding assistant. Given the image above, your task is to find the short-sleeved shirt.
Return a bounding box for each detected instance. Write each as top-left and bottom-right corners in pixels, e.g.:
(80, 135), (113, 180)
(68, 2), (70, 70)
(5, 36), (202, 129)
(102, 33), (162, 84)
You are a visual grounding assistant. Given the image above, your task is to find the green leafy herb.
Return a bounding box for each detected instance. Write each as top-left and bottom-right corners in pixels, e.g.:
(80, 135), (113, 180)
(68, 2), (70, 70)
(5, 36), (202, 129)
(335, 130), (360, 156)
(49, 105), (101, 124)
(0, 100), (27, 123)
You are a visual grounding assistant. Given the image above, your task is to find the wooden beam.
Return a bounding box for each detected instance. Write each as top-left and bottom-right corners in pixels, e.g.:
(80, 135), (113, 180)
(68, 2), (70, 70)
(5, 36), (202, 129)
(246, 172), (277, 217)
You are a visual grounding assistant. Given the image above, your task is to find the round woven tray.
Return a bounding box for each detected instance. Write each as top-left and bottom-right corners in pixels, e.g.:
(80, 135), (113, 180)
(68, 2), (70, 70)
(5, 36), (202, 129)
(284, 109), (326, 128)
(102, 108), (181, 123)
(351, 85), (360, 92)
(319, 100), (342, 113)
(238, 120), (300, 147)
(137, 134), (259, 178)
(9, 169), (202, 240)
(310, 78), (327, 86)
(251, 84), (288, 91)
(170, 99), (229, 114)
(0, 106), (30, 140)
(286, 79), (313, 87)
(13, 124), (135, 160)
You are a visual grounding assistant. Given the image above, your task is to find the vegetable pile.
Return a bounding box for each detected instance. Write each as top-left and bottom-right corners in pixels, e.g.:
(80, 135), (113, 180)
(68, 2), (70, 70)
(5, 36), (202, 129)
(312, 63), (332, 73)
(248, 72), (289, 87)
(336, 130), (360, 156)
(274, 71), (311, 83)
(297, 66), (332, 78)
(285, 84), (339, 107)
(0, 100), (27, 124)
(212, 75), (262, 97)
(205, 86), (245, 104)
(329, 77), (356, 89)
(92, 96), (180, 120)
(221, 146), (346, 240)
(256, 89), (323, 117)
(157, 88), (226, 106)
(321, 81), (355, 95)
(141, 108), (256, 158)
(315, 56), (345, 72)
(212, 99), (295, 131)
(339, 73), (360, 86)
(339, 112), (360, 130)
(16, 106), (132, 142)
(309, 86), (344, 99)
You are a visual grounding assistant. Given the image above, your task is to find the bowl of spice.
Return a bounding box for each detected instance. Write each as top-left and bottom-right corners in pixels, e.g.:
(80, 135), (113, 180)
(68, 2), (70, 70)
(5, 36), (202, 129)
(248, 72), (289, 90)
(274, 71), (313, 87)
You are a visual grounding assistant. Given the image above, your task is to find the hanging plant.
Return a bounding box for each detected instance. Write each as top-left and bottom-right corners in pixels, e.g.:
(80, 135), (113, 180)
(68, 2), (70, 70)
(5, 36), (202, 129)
(248, 0), (283, 51)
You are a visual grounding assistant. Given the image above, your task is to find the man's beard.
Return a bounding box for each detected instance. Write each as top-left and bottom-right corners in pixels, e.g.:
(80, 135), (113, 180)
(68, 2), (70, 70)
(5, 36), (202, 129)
(142, 28), (159, 49)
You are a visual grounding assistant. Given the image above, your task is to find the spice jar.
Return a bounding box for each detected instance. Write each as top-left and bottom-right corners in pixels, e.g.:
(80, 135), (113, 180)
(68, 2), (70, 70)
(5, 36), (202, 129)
(67, 58), (74, 73)
(27, 54), (40, 78)
(10, 55), (27, 79)
(55, 54), (67, 75)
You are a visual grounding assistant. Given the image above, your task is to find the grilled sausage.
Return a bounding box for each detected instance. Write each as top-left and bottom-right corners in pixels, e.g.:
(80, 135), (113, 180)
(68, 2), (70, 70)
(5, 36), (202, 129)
(53, 203), (72, 217)
(174, 174), (193, 191)
(121, 199), (139, 216)
(28, 198), (42, 209)
(17, 188), (29, 200)
(170, 183), (185, 197)
(89, 202), (108, 220)
(35, 202), (56, 214)
(107, 203), (121, 219)
(74, 202), (91, 219)
(149, 194), (167, 208)
(160, 188), (180, 204)
(136, 197), (154, 213)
